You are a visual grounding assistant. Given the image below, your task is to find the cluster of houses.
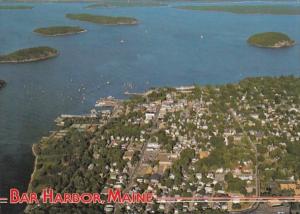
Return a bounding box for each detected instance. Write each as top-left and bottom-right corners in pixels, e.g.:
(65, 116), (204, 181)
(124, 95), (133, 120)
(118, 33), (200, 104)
(101, 91), (256, 213)
(64, 86), (299, 213)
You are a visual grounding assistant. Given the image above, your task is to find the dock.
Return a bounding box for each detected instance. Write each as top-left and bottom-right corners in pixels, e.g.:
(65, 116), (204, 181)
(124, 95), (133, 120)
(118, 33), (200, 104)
(95, 96), (120, 107)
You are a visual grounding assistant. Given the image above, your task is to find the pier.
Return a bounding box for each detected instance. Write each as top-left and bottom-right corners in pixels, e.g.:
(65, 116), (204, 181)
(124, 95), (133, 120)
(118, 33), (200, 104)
(95, 96), (120, 107)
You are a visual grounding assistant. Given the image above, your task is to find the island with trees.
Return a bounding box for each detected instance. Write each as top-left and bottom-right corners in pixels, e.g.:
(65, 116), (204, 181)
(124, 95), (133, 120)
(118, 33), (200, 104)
(34, 26), (86, 36)
(0, 46), (58, 63)
(86, 1), (166, 9)
(177, 5), (300, 15)
(0, 80), (6, 90)
(247, 32), (295, 48)
(26, 76), (300, 213)
(0, 5), (33, 10)
(66, 13), (138, 25)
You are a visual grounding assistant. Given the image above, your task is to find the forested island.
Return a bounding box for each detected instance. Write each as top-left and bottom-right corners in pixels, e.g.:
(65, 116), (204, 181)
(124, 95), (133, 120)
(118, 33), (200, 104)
(66, 13), (138, 25)
(248, 32), (295, 48)
(0, 80), (6, 90)
(177, 5), (300, 15)
(0, 5), (33, 10)
(0, 47), (58, 63)
(27, 76), (300, 213)
(34, 26), (86, 36)
(86, 2), (166, 8)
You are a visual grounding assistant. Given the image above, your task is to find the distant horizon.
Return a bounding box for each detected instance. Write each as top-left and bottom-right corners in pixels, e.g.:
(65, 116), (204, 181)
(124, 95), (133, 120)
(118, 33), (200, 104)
(0, 0), (299, 3)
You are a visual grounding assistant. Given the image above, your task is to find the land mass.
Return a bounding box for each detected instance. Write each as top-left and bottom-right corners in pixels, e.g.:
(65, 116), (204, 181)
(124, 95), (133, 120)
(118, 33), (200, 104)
(0, 46), (58, 63)
(0, 80), (6, 90)
(248, 32), (295, 48)
(66, 13), (138, 25)
(0, 5), (33, 10)
(86, 2), (166, 9)
(177, 5), (300, 15)
(34, 26), (86, 36)
(27, 76), (300, 213)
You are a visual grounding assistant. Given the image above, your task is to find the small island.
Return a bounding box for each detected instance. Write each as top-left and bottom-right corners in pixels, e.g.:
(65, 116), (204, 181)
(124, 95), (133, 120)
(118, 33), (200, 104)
(0, 46), (58, 63)
(34, 26), (86, 36)
(66, 13), (138, 25)
(247, 32), (295, 48)
(0, 80), (6, 90)
(0, 5), (33, 10)
(86, 2), (166, 9)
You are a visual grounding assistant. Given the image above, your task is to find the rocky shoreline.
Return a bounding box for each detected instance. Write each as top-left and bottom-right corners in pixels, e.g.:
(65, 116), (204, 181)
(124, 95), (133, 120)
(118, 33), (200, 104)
(250, 40), (295, 48)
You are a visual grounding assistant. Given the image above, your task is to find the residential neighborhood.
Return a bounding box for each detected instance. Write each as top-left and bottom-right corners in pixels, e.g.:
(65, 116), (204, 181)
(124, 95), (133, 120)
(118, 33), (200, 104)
(26, 76), (300, 213)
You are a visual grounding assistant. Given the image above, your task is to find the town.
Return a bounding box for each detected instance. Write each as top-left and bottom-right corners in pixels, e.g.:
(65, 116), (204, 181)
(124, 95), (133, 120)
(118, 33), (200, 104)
(26, 76), (300, 214)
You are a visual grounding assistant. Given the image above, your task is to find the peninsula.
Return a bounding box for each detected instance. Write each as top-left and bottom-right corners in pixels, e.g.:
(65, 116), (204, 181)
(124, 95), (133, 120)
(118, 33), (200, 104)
(0, 5), (33, 10)
(0, 46), (58, 63)
(66, 13), (138, 25)
(248, 32), (295, 48)
(26, 76), (300, 213)
(34, 26), (86, 36)
(177, 5), (300, 15)
(0, 80), (6, 90)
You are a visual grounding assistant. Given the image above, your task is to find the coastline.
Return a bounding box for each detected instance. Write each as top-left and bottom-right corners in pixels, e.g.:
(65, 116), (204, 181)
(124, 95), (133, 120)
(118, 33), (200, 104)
(65, 14), (139, 26)
(77, 21), (139, 26)
(248, 40), (295, 48)
(27, 144), (38, 193)
(0, 52), (58, 64)
(34, 29), (87, 37)
(25, 84), (192, 198)
(24, 76), (300, 213)
(24, 144), (39, 213)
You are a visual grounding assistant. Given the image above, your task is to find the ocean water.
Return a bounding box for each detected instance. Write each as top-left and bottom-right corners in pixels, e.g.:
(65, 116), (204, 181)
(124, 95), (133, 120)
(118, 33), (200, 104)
(0, 2), (299, 213)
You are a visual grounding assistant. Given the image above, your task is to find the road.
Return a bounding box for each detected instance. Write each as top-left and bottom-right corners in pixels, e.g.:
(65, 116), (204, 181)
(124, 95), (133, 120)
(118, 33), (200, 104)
(114, 104), (161, 213)
(229, 108), (260, 197)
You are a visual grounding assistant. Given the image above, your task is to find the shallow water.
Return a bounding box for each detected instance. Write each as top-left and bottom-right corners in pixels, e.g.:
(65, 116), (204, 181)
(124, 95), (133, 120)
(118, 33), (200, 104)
(0, 2), (299, 213)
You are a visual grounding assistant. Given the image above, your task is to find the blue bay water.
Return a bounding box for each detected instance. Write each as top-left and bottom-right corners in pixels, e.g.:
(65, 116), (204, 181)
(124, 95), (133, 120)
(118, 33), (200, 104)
(0, 2), (299, 213)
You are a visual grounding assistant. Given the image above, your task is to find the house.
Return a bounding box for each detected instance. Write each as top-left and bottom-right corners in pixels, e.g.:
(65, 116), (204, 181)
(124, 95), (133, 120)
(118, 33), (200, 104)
(150, 173), (161, 184)
(239, 174), (253, 181)
(280, 181), (300, 195)
(157, 153), (172, 167)
(123, 150), (134, 161)
(147, 143), (160, 150)
(205, 186), (213, 194)
(145, 112), (155, 121)
(199, 151), (210, 159)
(215, 173), (225, 182)
(233, 134), (243, 143)
(196, 173), (202, 180)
